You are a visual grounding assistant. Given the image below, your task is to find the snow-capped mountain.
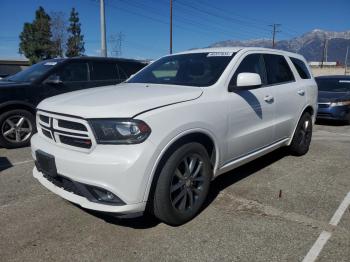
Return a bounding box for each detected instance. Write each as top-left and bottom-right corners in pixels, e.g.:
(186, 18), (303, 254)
(209, 29), (350, 62)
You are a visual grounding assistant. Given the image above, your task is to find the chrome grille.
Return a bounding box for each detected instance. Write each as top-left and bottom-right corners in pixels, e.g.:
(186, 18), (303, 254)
(37, 111), (95, 151)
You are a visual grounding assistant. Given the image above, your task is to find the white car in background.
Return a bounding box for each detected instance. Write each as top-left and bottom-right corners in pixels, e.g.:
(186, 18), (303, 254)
(31, 47), (317, 225)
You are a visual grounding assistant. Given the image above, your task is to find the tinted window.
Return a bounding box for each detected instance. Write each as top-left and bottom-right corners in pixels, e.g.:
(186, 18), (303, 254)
(119, 61), (145, 77)
(290, 57), (311, 79)
(128, 52), (235, 87)
(263, 54), (295, 85)
(92, 62), (118, 80)
(316, 78), (350, 92)
(230, 54), (266, 87)
(57, 62), (88, 82)
(7, 60), (60, 82)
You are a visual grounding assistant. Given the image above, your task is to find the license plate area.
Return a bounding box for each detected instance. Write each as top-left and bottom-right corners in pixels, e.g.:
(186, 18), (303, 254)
(35, 150), (57, 177)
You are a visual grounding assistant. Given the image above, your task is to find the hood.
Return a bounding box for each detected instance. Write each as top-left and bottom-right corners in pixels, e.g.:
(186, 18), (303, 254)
(318, 91), (350, 103)
(38, 83), (203, 118)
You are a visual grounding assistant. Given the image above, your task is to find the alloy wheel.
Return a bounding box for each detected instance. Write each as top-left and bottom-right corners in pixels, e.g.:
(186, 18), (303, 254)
(297, 119), (311, 146)
(170, 154), (205, 212)
(1, 115), (33, 143)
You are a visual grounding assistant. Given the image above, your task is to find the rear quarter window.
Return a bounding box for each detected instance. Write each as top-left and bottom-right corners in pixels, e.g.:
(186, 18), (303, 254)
(290, 57), (311, 79)
(263, 54), (295, 85)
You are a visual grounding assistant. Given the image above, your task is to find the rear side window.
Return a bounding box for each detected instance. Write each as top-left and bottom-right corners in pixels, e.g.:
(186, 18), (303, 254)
(230, 54), (266, 86)
(91, 62), (118, 80)
(290, 57), (311, 79)
(263, 54), (295, 85)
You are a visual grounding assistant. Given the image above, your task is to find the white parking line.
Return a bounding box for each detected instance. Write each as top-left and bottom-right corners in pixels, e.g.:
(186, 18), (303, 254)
(302, 191), (350, 262)
(302, 231), (332, 262)
(329, 192), (350, 226)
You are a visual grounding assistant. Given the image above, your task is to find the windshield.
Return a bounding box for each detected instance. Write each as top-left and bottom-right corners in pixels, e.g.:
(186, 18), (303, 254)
(128, 52), (235, 87)
(7, 60), (59, 82)
(316, 78), (350, 92)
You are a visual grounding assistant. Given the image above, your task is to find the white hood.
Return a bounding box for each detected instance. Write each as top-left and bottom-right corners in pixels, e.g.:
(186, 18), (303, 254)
(38, 83), (203, 118)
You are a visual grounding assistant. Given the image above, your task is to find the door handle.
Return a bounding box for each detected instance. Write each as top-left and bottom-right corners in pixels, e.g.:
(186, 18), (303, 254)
(297, 89), (305, 96)
(264, 95), (274, 103)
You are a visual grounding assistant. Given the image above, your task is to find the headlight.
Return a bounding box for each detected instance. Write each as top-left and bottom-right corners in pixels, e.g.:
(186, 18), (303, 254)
(330, 100), (350, 106)
(89, 119), (151, 144)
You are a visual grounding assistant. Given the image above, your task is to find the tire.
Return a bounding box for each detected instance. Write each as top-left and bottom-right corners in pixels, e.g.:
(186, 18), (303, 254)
(152, 142), (212, 226)
(0, 109), (36, 148)
(289, 112), (312, 156)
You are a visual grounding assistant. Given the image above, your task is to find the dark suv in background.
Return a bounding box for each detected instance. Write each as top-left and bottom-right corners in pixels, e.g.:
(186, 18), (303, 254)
(0, 57), (146, 148)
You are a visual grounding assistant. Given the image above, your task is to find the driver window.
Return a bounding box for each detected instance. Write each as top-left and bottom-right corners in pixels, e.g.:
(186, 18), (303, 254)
(230, 54), (266, 87)
(49, 62), (89, 82)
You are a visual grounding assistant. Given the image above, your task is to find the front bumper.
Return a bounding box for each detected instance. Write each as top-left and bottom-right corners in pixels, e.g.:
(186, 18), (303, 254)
(317, 104), (350, 121)
(31, 133), (157, 213)
(33, 167), (146, 213)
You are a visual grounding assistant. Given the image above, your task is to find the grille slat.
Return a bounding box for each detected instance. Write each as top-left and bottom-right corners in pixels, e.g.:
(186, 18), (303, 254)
(58, 119), (88, 131)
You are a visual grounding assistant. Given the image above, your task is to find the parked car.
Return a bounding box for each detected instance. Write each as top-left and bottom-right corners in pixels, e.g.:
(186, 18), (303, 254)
(316, 75), (350, 123)
(31, 47), (317, 225)
(0, 57), (146, 148)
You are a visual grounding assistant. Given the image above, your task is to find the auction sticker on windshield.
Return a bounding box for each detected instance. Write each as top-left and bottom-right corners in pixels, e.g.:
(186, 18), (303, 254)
(44, 62), (57, 66)
(207, 52), (234, 57)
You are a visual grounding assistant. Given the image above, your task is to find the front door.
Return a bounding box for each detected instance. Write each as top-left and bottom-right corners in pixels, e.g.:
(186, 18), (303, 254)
(42, 61), (90, 98)
(225, 53), (276, 163)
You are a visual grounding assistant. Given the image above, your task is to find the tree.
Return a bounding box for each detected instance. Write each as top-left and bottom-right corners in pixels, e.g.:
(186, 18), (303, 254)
(66, 8), (85, 57)
(19, 6), (54, 64)
(51, 11), (68, 57)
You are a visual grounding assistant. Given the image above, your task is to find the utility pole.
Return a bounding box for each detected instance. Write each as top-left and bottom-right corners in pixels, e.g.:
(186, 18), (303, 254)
(321, 38), (327, 68)
(270, 24), (281, 48)
(169, 0), (173, 54)
(325, 38), (328, 62)
(100, 0), (107, 57)
(345, 46), (349, 75)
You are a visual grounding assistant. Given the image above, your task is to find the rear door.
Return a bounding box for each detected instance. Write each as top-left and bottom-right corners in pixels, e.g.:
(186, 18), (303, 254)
(226, 52), (276, 161)
(263, 54), (307, 141)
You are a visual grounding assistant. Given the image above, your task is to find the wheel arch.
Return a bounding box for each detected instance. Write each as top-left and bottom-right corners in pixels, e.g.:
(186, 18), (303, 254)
(287, 104), (315, 146)
(0, 101), (36, 116)
(143, 129), (220, 204)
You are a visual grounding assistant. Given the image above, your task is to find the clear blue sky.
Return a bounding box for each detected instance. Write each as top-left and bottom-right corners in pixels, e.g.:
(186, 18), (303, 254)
(0, 0), (349, 60)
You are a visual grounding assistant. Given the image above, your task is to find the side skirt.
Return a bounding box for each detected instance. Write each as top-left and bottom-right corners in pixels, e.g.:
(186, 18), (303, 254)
(215, 138), (289, 176)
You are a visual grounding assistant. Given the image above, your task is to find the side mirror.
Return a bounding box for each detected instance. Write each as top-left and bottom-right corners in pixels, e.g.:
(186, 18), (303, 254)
(231, 73), (262, 90)
(44, 75), (63, 85)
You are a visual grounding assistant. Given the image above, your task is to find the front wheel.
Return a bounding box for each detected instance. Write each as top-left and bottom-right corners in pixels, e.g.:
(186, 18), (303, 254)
(0, 110), (36, 148)
(289, 112), (313, 156)
(152, 142), (212, 226)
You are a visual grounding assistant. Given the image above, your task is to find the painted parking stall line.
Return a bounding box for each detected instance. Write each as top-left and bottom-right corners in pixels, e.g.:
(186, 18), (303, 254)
(329, 192), (350, 226)
(302, 191), (350, 262)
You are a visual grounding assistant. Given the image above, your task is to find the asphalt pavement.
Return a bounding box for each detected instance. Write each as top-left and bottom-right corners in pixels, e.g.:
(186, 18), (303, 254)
(0, 122), (349, 262)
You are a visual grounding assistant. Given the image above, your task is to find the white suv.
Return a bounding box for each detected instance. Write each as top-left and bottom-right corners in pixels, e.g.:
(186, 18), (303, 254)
(31, 47), (317, 225)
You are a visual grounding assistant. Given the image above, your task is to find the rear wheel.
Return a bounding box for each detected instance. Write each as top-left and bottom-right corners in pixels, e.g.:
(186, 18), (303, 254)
(152, 142), (212, 226)
(289, 112), (312, 156)
(0, 110), (36, 148)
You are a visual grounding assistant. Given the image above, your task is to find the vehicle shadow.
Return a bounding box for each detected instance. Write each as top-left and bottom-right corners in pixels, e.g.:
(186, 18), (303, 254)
(79, 206), (161, 229)
(0, 157), (13, 172)
(316, 119), (349, 126)
(201, 147), (289, 212)
(81, 147), (289, 229)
